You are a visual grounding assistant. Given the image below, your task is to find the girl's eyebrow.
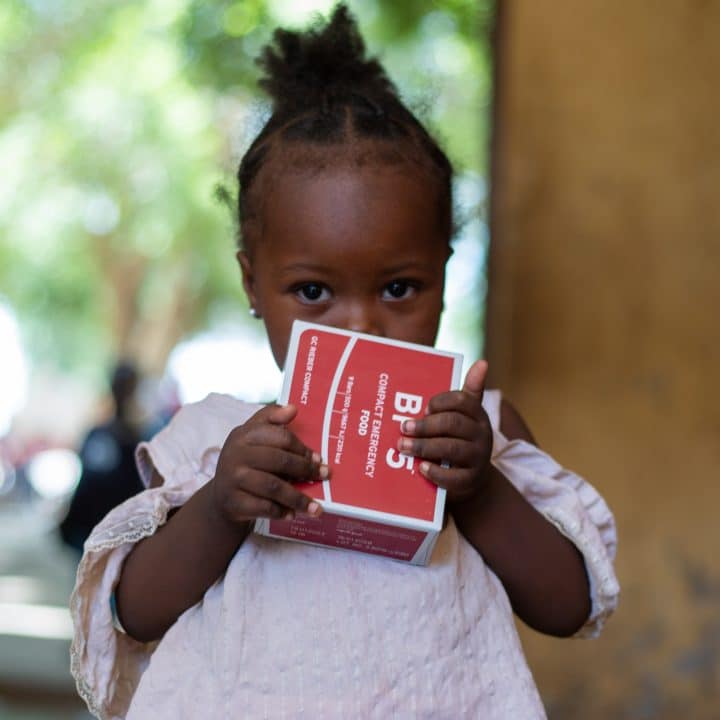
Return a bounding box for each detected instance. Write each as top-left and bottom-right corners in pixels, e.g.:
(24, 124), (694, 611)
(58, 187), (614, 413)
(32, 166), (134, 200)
(278, 262), (330, 273)
(379, 261), (434, 275)
(278, 259), (436, 275)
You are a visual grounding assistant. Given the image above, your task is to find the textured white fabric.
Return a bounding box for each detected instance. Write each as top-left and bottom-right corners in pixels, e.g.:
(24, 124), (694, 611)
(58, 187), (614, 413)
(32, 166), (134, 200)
(70, 390), (619, 720)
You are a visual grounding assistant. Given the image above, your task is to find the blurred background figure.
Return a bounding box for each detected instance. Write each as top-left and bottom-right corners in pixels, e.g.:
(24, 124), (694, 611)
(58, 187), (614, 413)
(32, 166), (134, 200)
(59, 361), (144, 554)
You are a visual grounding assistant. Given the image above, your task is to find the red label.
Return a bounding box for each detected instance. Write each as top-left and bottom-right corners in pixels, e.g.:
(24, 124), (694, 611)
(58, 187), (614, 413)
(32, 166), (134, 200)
(286, 327), (456, 520)
(268, 514), (428, 561)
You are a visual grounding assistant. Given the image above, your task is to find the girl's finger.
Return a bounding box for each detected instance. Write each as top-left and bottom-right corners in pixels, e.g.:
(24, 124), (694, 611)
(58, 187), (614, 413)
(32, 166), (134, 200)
(242, 423), (320, 462)
(416, 462), (477, 497)
(224, 492), (288, 522)
(241, 446), (326, 482)
(233, 468), (324, 515)
(253, 403), (298, 426)
(426, 390), (484, 418)
(400, 411), (480, 441)
(461, 359), (488, 400)
(396, 435), (483, 467)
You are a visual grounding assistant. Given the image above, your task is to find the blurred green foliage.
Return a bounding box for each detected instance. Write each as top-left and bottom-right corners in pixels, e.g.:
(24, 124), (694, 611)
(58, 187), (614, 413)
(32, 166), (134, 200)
(0, 0), (492, 380)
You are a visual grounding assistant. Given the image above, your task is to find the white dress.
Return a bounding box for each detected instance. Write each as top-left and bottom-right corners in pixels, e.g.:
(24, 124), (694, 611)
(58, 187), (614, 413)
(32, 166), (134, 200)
(70, 391), (619, 719)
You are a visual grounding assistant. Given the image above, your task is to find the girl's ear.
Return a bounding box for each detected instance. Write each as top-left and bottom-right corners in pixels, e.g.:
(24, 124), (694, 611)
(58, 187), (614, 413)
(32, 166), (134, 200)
(237, 250), (259, 316)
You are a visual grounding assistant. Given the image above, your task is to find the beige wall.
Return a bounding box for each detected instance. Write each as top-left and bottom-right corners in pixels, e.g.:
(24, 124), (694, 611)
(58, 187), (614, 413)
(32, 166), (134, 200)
(488, 1), (720, 716)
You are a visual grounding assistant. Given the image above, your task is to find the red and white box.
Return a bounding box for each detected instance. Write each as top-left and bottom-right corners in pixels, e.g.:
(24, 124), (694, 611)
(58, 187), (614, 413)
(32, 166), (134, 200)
(254, 320), (463, 565)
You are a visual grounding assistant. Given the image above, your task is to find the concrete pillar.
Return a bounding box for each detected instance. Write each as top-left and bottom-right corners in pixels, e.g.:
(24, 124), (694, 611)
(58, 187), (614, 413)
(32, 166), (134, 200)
(488, 1), (720, 715)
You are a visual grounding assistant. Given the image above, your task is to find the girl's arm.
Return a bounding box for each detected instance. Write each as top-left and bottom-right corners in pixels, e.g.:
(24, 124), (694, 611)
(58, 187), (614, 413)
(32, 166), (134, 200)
(398, 361), (591, 638)
(448, 400), (591, 637)
(115, 404), (325, 643)
(115, 477), (250, 642)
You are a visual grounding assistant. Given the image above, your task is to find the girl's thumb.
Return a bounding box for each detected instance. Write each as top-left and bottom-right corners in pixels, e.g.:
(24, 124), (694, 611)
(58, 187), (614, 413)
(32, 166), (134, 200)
(462, 360), (488, 399)
(268, 403), (298, 424)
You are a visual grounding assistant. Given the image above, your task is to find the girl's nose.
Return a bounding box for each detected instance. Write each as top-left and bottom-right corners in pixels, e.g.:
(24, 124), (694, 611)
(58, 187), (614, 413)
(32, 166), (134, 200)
(344, 300), (382, 336)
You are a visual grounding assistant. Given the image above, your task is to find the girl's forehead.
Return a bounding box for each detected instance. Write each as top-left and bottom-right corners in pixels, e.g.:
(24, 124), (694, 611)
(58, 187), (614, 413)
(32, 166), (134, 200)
(256, 166), (450, 275)
(263, 163), (442, 232)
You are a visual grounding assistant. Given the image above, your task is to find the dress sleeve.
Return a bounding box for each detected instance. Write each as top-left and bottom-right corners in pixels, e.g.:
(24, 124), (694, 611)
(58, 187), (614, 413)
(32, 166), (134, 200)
(69, 394), (256, 719)
(482, 390), (619, 638)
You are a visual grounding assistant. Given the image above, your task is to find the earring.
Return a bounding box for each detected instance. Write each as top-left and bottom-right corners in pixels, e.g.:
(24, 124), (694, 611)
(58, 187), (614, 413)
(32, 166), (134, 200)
(249, 307), (259, 318)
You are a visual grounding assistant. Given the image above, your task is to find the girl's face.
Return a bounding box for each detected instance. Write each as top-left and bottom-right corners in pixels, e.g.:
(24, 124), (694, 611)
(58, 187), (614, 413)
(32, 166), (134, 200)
(238, 164), (451, 368)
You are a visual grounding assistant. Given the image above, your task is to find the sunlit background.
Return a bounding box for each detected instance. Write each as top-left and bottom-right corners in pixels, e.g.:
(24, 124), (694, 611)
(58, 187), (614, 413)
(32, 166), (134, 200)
(0, 0), (492, 716)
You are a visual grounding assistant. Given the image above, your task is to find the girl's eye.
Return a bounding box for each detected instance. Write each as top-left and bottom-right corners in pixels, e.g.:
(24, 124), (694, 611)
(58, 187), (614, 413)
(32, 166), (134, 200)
(383, 279), (416, 300)
(295, 283), (331, 303)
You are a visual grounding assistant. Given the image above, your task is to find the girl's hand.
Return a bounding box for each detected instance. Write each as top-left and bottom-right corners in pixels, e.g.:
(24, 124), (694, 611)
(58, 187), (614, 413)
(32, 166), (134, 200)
(211, 404), (327, 525)
(397, 360), (492, 502)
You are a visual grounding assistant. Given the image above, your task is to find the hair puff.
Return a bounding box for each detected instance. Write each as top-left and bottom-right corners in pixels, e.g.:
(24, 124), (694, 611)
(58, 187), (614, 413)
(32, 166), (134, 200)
(257, 4), (398, 115)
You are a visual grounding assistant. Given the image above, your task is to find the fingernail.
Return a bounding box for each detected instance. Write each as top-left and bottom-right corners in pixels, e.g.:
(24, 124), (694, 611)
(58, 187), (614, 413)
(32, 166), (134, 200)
(318, 464), (330, 480)
(402, 420), (416, 434)
(284, 510), (295, 521)
(307, 501), (322, 516)
(419, 461), (430, 476)
(398, 438), (413, 453)
(312, 451), (322, 464)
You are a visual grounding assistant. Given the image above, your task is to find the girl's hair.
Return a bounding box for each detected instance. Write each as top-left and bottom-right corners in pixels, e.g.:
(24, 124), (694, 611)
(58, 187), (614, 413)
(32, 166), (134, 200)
(237, 4), (454, 250)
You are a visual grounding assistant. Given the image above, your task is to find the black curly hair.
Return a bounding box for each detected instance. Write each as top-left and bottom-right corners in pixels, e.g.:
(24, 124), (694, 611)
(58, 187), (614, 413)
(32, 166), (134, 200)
(237, 4), (454, 251)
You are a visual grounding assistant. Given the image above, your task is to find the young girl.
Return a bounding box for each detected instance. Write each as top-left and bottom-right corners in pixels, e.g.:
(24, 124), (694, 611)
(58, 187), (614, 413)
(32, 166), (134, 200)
(70, 7), (618, 719)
